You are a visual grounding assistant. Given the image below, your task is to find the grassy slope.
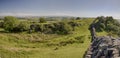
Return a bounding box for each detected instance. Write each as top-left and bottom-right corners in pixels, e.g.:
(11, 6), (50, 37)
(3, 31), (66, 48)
(0, 19), (93, 58)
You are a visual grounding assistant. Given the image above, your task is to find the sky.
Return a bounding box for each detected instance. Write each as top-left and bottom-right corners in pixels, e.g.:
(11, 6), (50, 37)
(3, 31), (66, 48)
(0, 0), (120, 19)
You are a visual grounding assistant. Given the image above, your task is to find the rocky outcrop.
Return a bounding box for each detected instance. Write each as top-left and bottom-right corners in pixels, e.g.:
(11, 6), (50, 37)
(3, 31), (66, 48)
(85, 22), (120, 58)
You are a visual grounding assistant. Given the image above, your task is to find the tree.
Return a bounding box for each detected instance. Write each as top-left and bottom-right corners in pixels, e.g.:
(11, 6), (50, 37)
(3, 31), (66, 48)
(76, 17), (81, 20)
(106, 16), (114, 22)
(106, 24), (119, 32)
(105, 16), (114, 27)
(39, 17), (46, 23)
(3, 16), (19, 32)
(97, 16), (106, 23)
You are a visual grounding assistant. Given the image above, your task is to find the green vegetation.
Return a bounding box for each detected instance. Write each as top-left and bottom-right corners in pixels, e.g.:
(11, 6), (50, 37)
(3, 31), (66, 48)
(18, 21), (30, 32)
(1, 16), (120, 58)
(39, 17), (47, 23)
(92, 16), (120, 37)
(3, 16), (19, 32)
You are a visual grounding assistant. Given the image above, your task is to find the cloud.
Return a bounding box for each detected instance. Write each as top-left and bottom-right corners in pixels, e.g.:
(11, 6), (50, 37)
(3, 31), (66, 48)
(0, 13), (34, 16)
(0, 12), (74, 16)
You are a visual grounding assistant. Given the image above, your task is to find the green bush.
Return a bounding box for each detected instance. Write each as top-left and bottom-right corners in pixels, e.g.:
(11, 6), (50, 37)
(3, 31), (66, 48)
(92, 16), (120, 36)
(42, 24), (54, 33)
(39, 17), (46, 23)
(18, 21), (30, 32)
(29, 23), (53, 33)
(68, 21), (79, 31)
(106, 24), (119, 32)
(3, 16), (19, 32)
(53, 22), (72, 34)
(0, 22), (4, 28)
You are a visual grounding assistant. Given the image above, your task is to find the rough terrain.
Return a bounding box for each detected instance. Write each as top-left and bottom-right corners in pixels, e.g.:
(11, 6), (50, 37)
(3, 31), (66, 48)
(85, 23), (120, 58)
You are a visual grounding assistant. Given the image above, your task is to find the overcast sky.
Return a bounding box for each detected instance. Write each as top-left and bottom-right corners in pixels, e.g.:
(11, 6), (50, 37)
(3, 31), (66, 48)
(0, 0), (120, 19)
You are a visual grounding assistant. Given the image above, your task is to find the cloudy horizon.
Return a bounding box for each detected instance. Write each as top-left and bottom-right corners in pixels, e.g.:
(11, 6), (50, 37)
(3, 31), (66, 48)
(0, 0), (120, 19)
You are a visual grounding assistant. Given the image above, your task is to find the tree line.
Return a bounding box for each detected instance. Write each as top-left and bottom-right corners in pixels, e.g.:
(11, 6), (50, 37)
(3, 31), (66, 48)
(0, 16), (80, 34)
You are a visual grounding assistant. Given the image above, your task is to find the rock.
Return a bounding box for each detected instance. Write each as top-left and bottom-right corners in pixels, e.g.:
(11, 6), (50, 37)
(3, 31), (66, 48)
(85, 23), (120, 58)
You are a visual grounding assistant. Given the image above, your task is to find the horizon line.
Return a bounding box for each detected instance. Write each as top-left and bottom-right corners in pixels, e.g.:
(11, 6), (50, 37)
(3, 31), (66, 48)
(0, 13), (119, 19)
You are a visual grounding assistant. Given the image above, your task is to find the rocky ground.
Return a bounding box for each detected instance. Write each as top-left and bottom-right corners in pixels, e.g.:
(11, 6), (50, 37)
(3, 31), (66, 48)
(85, 24), (120, 58)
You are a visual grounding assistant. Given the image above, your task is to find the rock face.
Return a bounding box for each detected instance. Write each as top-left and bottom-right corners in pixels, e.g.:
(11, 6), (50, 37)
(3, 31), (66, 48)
(85, 24), (120, 58)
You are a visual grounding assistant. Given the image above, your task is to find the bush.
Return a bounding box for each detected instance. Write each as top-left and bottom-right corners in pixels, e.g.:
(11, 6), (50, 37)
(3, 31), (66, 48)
(99, 23), (105, 31)
(92, 16), (120, 36)
(29, 23), (53, 33)
(39, 17), (46, 23)
(53, 22), (72, 34)
(41, 24), (54, 33)
(18, 21), (30, 32)
(3, 16), (19, 32)
(68, 21), (79, 31)
(0, 22), (4, 28)
(106, 24), (119, 32)
(29, 23), (41, 33)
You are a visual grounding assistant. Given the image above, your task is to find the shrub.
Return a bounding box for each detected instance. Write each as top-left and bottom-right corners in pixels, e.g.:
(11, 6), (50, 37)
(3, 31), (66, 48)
(18, 21), (30, 32)
(3, 16), (19, 32)
(92, 16), (120, 36)
(0, 22), (4, 28)
(53, 22), (72, 34)
(29, 23), (41, 33)
(106, 24), (119, 32)
(42, 24), (54, 33)
(29, 23), (53, 33)
(39, 17), (46, 23)
(68, 21), (79, 31)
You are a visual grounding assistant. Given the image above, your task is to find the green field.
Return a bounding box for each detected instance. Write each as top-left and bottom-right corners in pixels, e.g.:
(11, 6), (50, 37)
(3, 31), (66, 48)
(0, 19), (94, 58)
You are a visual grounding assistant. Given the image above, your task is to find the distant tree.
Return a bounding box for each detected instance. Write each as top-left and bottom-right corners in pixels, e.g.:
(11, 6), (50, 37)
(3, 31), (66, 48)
(76, 17), (81, 20)
(3, 16), (19, 32)
(39, 17), (46, 23)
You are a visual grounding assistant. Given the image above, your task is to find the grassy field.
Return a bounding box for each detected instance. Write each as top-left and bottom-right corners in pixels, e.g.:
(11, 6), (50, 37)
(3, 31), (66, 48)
(0, 19), (93, 58)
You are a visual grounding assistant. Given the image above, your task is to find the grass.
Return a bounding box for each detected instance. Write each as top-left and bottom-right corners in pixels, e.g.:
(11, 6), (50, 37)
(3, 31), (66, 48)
(96, 30), (119, 37)
(0, 19), (93, 58)
(96, 31), (108, 36)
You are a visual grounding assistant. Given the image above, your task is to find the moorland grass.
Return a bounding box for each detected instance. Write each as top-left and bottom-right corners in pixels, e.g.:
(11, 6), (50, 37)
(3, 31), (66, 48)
(0, 19), (94, 58)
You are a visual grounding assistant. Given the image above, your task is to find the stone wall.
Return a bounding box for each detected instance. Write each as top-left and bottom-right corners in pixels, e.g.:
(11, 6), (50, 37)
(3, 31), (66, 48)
(85, 22), (120, 58)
